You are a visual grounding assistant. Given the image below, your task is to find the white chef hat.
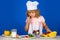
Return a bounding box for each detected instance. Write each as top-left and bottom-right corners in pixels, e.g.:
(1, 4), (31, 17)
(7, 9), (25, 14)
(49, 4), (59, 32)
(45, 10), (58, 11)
(26, 1), (39, 10)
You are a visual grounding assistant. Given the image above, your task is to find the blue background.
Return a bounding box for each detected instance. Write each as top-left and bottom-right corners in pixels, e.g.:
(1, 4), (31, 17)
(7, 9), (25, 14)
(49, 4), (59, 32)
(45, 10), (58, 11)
(0, 0), (60, 35)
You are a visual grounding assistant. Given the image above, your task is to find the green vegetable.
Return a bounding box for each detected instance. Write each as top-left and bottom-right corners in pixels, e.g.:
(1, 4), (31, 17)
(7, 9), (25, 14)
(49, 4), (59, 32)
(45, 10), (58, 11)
(28, 34), (34, 37)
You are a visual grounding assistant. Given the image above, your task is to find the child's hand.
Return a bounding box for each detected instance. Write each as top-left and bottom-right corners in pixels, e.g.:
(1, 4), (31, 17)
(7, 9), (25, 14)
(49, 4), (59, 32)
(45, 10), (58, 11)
(26, 19), (31, 24)
(26, 17), (31, 24)
(47, 29), (51, 33)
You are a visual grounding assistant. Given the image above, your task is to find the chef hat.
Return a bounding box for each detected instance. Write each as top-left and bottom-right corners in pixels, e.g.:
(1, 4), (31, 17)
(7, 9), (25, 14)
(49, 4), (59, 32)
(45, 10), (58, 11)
(26, 1), (39, 10)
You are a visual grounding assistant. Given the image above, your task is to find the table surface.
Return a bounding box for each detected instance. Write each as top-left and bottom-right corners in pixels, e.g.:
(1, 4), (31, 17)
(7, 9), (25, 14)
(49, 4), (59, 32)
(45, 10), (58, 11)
(0, 36), (60, 40)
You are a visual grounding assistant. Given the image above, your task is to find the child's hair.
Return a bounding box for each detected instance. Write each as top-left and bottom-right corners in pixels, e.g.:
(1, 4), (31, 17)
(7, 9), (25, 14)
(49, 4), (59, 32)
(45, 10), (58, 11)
(26, 10), (40, 18)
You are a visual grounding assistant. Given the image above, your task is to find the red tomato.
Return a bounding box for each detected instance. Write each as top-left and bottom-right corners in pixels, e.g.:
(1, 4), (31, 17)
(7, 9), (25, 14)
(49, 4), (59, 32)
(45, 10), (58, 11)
(24, 36), (30, 38)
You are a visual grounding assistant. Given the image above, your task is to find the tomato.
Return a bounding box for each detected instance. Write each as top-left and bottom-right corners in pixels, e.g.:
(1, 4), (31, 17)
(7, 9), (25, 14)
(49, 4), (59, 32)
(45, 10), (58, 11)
(24, 36), (30, 38)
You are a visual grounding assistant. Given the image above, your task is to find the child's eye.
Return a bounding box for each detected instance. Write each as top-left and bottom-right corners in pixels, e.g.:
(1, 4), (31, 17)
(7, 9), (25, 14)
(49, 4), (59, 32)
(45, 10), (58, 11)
(29, 11), (35, 13)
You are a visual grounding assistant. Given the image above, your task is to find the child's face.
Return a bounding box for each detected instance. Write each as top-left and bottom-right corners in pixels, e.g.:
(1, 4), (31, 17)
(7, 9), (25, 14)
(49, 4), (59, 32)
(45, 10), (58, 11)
(29, 11), (35, 17)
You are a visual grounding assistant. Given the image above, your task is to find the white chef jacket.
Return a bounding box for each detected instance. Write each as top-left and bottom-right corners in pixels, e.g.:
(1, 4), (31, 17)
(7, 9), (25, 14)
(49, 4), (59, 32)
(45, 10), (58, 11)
(26, 16), (45, 35)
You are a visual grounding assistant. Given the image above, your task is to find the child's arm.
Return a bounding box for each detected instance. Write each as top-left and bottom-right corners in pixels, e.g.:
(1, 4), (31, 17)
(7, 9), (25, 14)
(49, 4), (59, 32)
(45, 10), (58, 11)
(39, 16), (51, 32)
(42, 22), (51, 32)
(25, 17), (30, 31)
(25, 22), (29, 31)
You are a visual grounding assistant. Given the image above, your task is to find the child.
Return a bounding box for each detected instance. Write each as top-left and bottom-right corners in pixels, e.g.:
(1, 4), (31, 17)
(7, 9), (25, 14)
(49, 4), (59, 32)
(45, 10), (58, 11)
(25, 1), (51, 35)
